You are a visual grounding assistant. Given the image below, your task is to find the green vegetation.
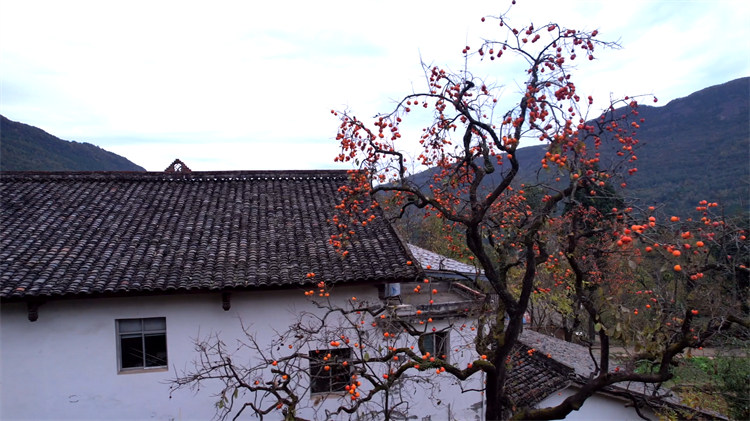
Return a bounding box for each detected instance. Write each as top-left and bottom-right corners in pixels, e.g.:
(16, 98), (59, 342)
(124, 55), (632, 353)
(636, 345), (750, 420)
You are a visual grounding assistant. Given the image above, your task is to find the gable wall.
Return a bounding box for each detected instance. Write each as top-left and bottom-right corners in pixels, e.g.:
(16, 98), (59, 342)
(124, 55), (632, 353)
(1, 287), (483, 420)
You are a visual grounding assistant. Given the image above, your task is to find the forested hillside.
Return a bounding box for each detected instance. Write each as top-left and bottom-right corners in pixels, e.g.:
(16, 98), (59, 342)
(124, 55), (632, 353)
(407, 77), (749, 217)
(0, 115), (145, 171)
(622, 77), (748, 214)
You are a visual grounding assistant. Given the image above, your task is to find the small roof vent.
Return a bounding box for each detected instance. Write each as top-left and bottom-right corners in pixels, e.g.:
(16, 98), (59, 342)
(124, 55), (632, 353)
(165, 159), (192, 173)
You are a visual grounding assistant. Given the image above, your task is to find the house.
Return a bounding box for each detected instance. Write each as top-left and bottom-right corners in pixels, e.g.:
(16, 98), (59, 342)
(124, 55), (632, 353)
(0, 168), (484, 420)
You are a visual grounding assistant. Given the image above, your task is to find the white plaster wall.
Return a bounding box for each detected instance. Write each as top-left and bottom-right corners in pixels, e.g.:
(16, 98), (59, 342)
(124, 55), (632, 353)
(1, 287), (483, 421)
(536, 385), (657, 421)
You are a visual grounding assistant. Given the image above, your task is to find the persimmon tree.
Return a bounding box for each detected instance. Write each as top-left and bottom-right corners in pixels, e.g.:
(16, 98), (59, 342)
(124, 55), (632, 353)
(327, 6), (749, 421)
(172, 5), (748, 421)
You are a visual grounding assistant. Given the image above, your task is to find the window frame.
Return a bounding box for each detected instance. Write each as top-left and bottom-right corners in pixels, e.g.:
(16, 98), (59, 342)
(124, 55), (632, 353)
(308, 348), (351, 395)
(421, 331), (449, 362)
(116, 317), (168, 373)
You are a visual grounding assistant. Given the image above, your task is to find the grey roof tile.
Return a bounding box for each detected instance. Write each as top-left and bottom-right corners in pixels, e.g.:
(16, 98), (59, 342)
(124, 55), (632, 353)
(506, 341), (574, 408)
(0, 170), (421, 299)
(519, 329), (600, 377)
(407, 243), (481, 274)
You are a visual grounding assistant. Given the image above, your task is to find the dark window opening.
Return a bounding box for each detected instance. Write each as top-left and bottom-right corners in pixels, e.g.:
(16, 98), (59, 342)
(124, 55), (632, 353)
(421, 332), (449, 362)
(309, 348), (351, 394)
(117, 317), (167, 371)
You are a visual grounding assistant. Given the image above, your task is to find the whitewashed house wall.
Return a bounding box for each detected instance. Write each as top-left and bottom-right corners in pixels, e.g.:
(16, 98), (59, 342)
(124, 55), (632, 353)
(1, 286), (484, 421)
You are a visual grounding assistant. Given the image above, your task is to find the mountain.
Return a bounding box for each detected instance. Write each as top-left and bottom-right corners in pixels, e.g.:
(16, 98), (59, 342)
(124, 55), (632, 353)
(619, 77), (749, 215)
(406, 77), (750, 217)
(0, 115), (145, 172)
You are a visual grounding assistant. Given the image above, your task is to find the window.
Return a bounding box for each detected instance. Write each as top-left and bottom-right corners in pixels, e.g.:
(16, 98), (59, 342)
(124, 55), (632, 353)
(309, 348), (351, 394)
(421, 332), (449, 361)
(116, 317), (167, 371)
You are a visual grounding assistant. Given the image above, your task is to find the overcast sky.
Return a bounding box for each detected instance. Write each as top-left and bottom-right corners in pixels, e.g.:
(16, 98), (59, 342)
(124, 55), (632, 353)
(1, 0), (748, 171)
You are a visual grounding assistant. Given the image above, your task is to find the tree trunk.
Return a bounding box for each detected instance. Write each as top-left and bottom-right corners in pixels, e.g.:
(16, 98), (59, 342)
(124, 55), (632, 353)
(738, 267), (749, 316)
(484, 357), (511, 421)
(485, 369), (501, 421)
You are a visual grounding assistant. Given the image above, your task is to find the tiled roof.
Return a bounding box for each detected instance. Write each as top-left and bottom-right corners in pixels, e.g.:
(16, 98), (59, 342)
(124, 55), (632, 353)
(519, 329), (603, 378)
(0, 170), (421, 299)
(407, 243), (481, 274)
(506, 342), (574, 408)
